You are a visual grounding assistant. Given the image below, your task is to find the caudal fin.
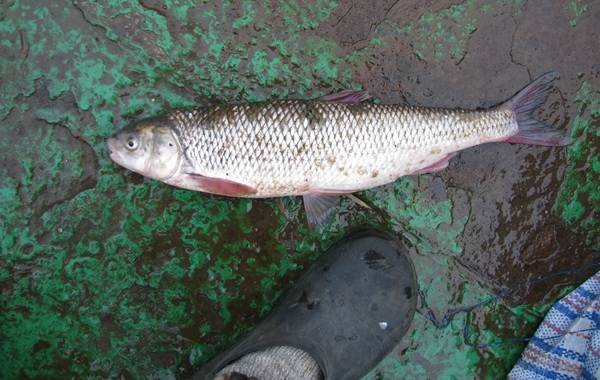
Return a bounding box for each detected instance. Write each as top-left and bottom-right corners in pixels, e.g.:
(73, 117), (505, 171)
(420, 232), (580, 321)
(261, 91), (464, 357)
(505, 71), (570, 146)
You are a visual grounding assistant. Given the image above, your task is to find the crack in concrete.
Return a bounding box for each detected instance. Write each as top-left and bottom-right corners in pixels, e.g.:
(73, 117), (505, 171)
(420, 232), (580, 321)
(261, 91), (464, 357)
(345, 0), (401, 46)
(369, 0), (402, 38)
(71, 0), (119, 43)
(0, 0), (17, 21)
(18, 29), (29, 62)
(28, 113), (100, 225)
(333, 2), (354, 27)
(454, 35), (470, 66)
(28, 123), (100, 228)
(138, 0), (182, 45)
(448, 182), (474, 228)
(377, 0), (402, 31)
(509, 2), (532, 80)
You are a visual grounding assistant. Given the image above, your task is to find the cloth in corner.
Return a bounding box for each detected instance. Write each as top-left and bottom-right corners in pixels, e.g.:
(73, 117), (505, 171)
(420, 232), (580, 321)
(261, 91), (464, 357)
(508, 271), (600, 380)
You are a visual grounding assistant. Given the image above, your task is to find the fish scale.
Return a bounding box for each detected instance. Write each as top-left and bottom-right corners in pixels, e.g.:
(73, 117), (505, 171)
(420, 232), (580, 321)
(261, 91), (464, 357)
(168, 100), (515, 197)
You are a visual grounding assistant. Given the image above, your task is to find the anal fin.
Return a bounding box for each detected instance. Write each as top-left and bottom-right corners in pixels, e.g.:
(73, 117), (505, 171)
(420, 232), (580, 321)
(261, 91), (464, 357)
(412, 153), (456, 175)
(302, 193), (341, 226)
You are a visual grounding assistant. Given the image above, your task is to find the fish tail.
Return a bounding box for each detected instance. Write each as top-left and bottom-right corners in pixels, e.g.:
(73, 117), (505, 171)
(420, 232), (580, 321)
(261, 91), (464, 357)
(504, 71), (570, 146)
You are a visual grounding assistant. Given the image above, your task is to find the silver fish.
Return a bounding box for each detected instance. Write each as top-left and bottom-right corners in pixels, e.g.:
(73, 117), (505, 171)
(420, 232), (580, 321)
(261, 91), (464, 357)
(108, 72), (568, 224)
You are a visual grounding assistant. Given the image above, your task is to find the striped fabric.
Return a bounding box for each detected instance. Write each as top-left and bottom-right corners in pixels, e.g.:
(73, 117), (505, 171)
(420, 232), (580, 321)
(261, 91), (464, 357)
(509, 271), (600, 380)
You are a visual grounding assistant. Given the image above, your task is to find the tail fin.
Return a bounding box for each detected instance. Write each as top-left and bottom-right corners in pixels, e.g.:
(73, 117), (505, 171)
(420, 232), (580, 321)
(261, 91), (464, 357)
(505, 71), (570, 146)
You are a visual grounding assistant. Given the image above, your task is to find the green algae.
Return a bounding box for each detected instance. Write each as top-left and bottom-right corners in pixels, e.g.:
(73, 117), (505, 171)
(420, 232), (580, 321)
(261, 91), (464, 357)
(566, 0), (589, 27)
(378, 0), (528, 63)
(0, 2), (367, 376)
(365, 279), (565, 379)
(553, 80), (600, 249)
(1, 0), (596, 378)
(232, 0), (255, 30)
(362, 177), (468, 255)
(375, 0), (490, 64)
(364, 262), (495, 379)
(411, 0), (480, 63)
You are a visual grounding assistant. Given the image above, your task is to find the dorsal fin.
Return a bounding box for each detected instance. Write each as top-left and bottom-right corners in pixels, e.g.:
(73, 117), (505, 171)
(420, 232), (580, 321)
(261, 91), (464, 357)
(320, 90), (371, 104)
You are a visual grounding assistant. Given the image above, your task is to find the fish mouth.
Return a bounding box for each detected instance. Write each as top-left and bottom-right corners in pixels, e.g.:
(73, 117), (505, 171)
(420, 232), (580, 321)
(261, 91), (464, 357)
(107, 137), (122, 163)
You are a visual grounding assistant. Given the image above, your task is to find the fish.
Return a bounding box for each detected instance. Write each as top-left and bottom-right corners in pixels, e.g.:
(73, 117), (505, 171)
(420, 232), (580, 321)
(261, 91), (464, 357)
(108, 72), (569, 225)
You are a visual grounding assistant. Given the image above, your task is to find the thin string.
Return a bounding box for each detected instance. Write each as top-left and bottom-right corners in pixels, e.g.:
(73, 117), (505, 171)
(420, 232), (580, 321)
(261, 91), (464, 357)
(418, 260), (600, 349)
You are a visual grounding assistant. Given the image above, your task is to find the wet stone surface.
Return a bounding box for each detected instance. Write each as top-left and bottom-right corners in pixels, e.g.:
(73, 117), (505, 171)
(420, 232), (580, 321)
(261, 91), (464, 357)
(0, 0), (598, 379)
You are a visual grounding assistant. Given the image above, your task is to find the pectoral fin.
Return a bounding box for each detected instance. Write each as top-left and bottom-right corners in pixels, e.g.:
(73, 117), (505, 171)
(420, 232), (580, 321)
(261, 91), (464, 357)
(185, 173), (257, 197)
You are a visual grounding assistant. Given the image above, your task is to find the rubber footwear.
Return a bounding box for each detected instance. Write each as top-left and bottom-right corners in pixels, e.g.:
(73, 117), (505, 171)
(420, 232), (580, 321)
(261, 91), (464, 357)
(193, 229), (418, 380)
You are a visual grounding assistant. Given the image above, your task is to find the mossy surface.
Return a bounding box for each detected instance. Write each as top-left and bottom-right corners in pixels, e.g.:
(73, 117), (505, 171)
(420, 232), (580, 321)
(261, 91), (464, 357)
(0, 1), (597, 379)
(553, 80), (600, 250)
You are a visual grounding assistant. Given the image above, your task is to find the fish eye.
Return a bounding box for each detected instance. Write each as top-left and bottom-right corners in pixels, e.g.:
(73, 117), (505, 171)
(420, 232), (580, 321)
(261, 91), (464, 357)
(126, 136), (138, 150)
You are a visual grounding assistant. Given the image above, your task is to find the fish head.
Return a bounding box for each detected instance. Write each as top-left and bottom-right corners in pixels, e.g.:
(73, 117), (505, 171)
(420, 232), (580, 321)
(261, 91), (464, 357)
(108, 117), (182, 181)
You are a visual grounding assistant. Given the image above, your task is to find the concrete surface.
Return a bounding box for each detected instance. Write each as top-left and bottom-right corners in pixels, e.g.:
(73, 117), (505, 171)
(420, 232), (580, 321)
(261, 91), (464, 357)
(0, 0), (598, 379)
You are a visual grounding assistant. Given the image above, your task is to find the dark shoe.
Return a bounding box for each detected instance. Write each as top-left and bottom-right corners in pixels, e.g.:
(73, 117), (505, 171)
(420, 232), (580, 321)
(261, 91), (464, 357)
(194, 229), (418, 380)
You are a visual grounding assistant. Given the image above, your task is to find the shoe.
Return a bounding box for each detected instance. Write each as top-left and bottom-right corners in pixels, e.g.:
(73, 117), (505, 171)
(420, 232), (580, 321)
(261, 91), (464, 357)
(194, 229), (418, 380)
